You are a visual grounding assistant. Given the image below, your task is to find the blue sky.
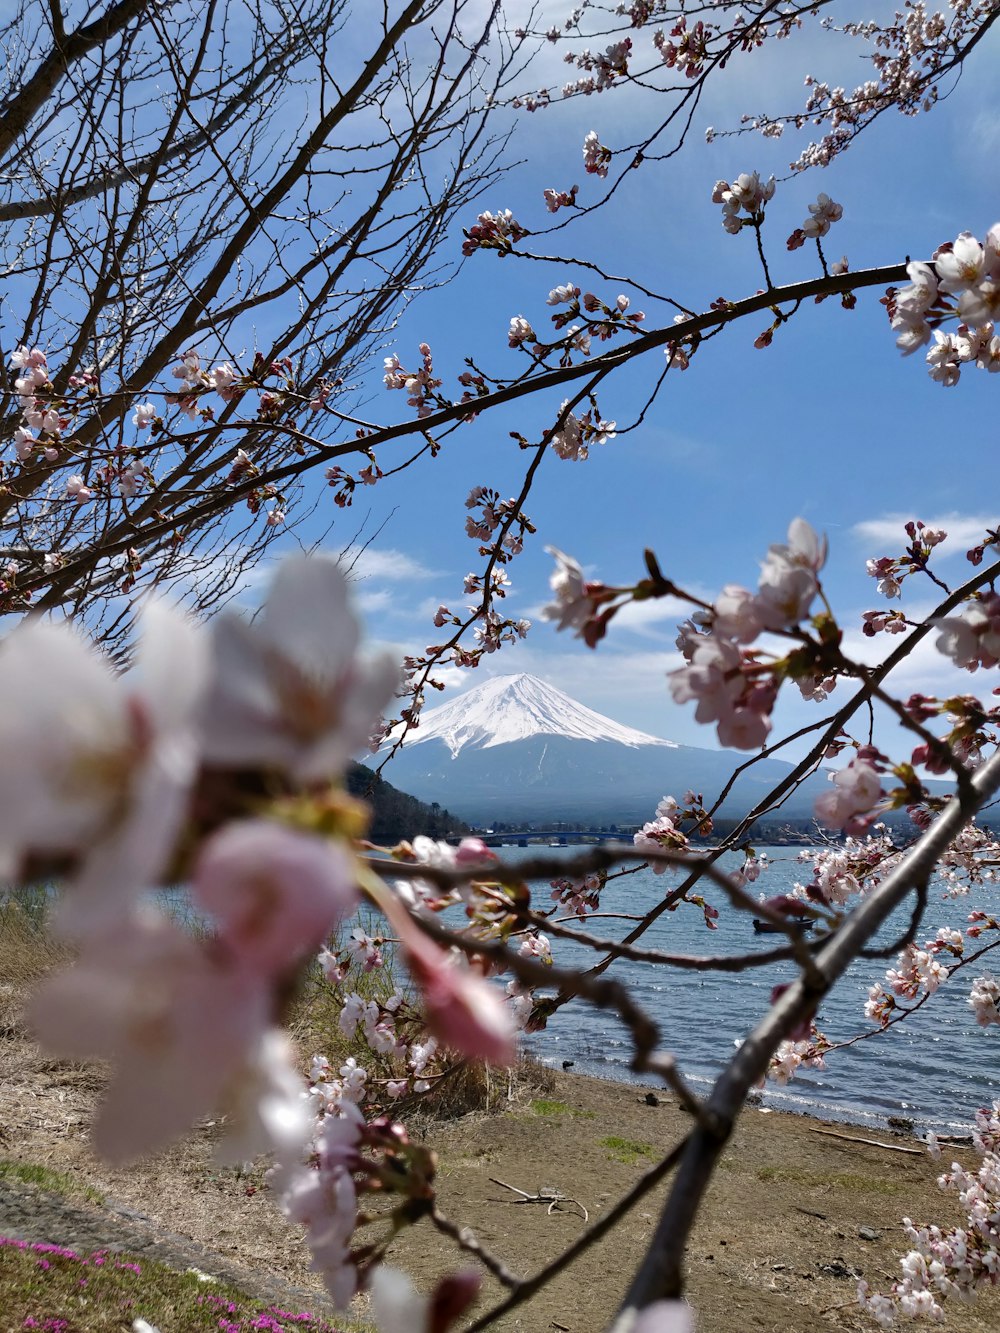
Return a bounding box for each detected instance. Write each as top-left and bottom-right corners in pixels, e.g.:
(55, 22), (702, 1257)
(267, 8), (1000, 764)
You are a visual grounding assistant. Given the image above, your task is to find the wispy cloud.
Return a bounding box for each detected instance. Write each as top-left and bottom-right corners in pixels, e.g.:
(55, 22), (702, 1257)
(355, 587), (394, 614)
(340, 547), (438, 582)
(971, 108), (1000, 156)
(852, 513), (999, 558)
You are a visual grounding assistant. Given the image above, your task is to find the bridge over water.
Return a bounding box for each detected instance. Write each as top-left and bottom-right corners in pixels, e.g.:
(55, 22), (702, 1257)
(478, 829), (638, 847)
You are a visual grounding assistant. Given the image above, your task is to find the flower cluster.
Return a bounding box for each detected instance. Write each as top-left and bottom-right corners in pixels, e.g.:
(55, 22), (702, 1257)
(382, 343), (442, 419)
(711, 172), (775, 233)
(550, 871), (605, 918)
(814, 749), (886, 835)
(968, 972), (1000, 1027)
(768, 1028), (829, 1085)
(563, 37), (632, 92)
(0, 555), (522, 1314)
(633, 810), (689, 870)
(165, 348), (244, 417)
(543, 184), (579, 213)
(653, 20), (707, 78)
(582, 130), (612, 177)
(463, 485), (533, 567)
(631, 793), (717, 872)
(797, 829), (900, 911)
(888, 225), (1000, 383)
(936, 593), (1000, 671)
(540, 547), (615, 647)
(863, 520), (949, 619)
(668, 518), (827, 750)
(859, 1101), (1000, 1325)
(548, 401), (617, 461)
(778, 2), (999, 171)
(461, 208), (529, 256)
(10, 346), (64, 467)
(786, 193), (843, 250)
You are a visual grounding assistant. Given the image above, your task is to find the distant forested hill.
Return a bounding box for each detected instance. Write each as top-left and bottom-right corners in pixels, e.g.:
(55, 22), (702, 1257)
(346, 762), (469, 844)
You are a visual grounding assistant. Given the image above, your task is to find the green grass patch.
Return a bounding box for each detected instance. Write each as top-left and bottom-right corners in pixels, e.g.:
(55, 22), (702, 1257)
(0, 1159), (105, 1207)
(752, 1165), (902, 1195)
(0, 1237), (367, 1331)
(530, 1099), (596, 1119)
(600, 1135), (656, 1166)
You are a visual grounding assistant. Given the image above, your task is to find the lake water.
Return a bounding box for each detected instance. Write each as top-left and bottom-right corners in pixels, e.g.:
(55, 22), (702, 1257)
(130, 840), (1000, 1134)
(498, 845), (1000, 1135)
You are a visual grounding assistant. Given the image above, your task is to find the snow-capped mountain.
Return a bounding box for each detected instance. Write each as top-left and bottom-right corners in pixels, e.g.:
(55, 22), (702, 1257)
(408, 673), (678, 756)
(383, 673), (827, 825)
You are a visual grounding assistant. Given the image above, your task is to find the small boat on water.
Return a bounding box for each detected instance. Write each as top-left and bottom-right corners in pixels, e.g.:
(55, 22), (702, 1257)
(752, 916), (815, 935)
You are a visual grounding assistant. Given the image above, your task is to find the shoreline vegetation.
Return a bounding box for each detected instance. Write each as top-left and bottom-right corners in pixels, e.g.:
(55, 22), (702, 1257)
(3, 885), (999, 1331)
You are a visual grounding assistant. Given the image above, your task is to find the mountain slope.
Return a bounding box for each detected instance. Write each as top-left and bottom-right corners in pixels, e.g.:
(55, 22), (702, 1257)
(410, 672), (677, 755)
(346, 762), (468, 842)
(384, 674), (828, 825)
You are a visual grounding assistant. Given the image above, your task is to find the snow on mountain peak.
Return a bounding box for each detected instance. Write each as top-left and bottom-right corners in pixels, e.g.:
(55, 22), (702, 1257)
(407, 672), (677, 757)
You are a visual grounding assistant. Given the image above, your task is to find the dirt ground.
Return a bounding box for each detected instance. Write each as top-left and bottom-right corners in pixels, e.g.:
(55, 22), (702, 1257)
(2, 991), (998, 1333)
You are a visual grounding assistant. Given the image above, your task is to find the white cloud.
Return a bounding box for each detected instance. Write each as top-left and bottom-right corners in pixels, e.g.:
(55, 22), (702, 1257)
(355, 587), (393, 614)
(852, 513), (999, 558)
(340, 546), (438, 582)
(971, 109), (1000, 155)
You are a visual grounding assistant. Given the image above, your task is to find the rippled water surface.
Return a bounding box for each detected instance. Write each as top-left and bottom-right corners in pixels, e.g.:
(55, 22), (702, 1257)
(505, 844), (1000, 1133)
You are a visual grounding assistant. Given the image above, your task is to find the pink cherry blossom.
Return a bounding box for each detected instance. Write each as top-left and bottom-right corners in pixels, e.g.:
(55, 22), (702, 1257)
(215, 1028), (313, 1166)
(936, 232), (985, 295)
(65, 474), (94, 503)
(582, 130), (610, 177)
(754, 518), (825, 629)
(713, 584), (763, 642)
(28, 908), (271, 1163)
(935, 593), (1000, 670)
(632, 1301), (695, 1333)
(540, 547), (599, 635)
(814, 754), (884, 833)
(370, 1265), (481, 1333)
(132, 402), (157, 428)
(193, 820), (358, 975)
(383, 894), (515, 1065)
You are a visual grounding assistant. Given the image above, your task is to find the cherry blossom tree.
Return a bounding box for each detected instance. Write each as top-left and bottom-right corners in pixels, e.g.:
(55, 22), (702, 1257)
(0, 0), (522, 651)
(6, 2), (1000, 1332)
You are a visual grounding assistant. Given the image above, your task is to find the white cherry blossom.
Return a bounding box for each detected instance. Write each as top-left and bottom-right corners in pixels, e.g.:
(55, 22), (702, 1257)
(201, 555), (400, 783)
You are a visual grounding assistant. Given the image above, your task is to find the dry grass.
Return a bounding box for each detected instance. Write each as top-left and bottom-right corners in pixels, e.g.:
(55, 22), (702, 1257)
(0, 890), (73, 1035)
(414, 1051), (557, 1123)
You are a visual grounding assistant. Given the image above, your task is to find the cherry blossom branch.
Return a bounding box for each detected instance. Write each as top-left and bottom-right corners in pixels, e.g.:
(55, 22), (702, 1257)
(428, 1206), (522, 1291)
(511, 906), (814, 973)
(702, 556), (1000, 839)
(612, 748), (1000, 1320)
(827, 936), (1000, 1055)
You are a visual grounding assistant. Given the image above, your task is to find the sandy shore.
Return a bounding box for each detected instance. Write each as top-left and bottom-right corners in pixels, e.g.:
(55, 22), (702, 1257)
(1, 1008), (997, 1333)
(391, 1069), (1000, 1332)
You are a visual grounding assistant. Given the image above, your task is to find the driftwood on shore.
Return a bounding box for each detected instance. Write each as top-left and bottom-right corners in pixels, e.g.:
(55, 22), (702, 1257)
(489, 1176), (590, 1222)
(808, 1127), (924, 1156)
